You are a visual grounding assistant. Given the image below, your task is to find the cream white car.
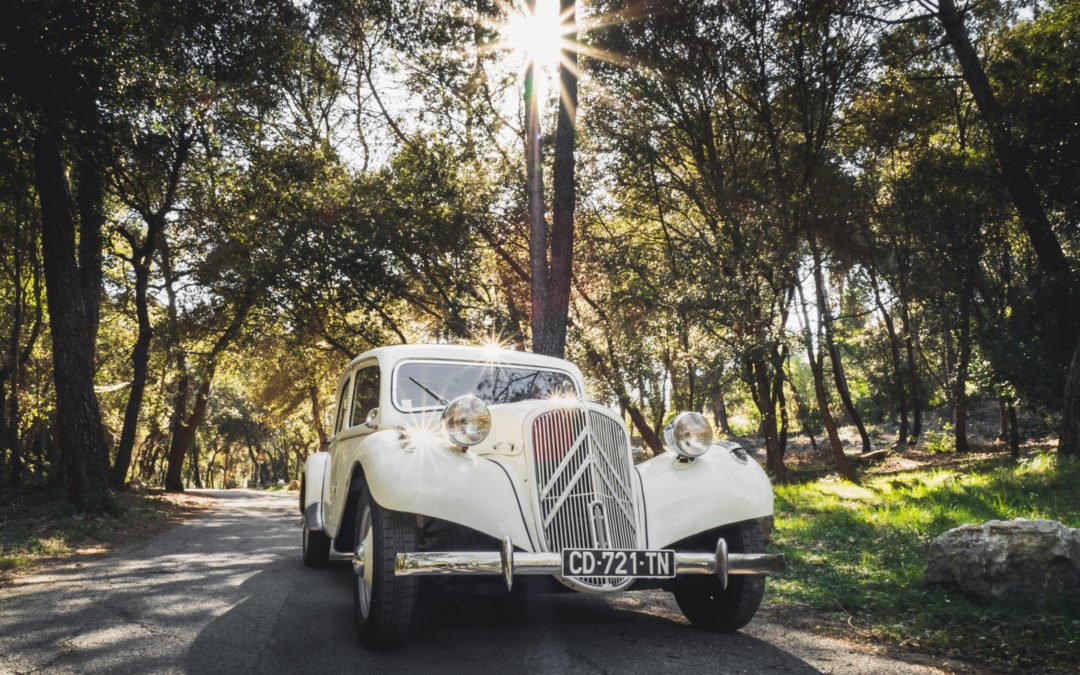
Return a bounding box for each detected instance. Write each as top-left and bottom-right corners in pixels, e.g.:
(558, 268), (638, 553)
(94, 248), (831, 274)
(300, 345), (783, 648)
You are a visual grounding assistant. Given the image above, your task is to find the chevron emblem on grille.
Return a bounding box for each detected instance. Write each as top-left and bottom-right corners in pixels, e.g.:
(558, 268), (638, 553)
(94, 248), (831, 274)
(590, 501), (610, 548)
(530, 406), (639, 590)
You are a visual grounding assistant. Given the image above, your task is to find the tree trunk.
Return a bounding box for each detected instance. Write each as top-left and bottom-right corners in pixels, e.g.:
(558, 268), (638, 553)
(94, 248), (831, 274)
(998, 397), (1009, 441)
(772, 358), (789, 457)
(111, 261), (153, 488)
(165, 376), (212, 492)
(711, 388), (731, 435)
(749, 355), (786, 483)
(797, 283), (856, 482)
(810, 353), (856, 481)
(953, 289), (972, 453)
(0, 391), (8, 491)
(1007, 399), (1021, 459)
(205, 445), (219, 489)
(869, 269), (909, 445)
(810, 239), (871, 454)
(1060, 334), (1080, 456)
(4, 247), (41, 490)
(620, 396), (663, 457)
(190, 437), (203, 489)
(110, 127), (190, 490)
(827, 343), (871, 452)
(163, 373), (189, 491)
(524, 4), (549, 356)
(787, 375), (818, 452)
(310, 383), (329, 452)
(540, 0), (578, 359)
(32, 126), (113, 512)
(7, 421), (23, 490)
(942, 306), (956, 409)
(900, 304), (922, 441)
(936, 0), (1069, 283)
(578, 337), (662, 455)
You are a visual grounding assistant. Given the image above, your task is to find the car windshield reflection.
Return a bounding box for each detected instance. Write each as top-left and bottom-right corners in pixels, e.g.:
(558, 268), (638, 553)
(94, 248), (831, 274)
(395, 362), (577, 410)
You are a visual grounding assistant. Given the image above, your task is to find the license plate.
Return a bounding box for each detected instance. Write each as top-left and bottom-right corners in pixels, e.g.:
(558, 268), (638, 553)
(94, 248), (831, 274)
(561, 548), (676, 578)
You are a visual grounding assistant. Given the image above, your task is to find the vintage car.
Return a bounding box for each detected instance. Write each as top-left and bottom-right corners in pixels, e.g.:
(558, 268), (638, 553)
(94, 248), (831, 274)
(300, 344), (784, 648)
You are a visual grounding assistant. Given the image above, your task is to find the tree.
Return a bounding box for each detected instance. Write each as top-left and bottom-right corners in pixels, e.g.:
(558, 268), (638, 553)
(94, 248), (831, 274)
(0, 130), (45, 493)
(4, 0), (122, 512)
(1063, 337), (1080, 456)
(932, 0), (1070, 285)
(540, 0), (578, 358)
(110, 118), (195, 488)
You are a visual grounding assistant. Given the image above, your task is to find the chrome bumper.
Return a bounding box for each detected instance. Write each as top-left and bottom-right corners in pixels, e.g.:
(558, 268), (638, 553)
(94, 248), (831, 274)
(368, 537), (785, 592)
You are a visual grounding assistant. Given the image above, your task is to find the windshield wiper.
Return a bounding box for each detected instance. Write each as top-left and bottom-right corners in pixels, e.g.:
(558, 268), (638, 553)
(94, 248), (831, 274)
(409, 376), (448, 405)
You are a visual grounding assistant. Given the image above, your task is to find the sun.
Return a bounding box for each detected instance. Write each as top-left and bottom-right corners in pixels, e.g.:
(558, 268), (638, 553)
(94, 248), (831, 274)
(502, 0), (572, 69)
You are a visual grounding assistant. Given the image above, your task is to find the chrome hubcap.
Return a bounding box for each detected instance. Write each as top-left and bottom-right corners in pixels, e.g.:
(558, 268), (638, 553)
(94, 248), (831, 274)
(355, 506), (374, 618)
(352, 543), (366, 577)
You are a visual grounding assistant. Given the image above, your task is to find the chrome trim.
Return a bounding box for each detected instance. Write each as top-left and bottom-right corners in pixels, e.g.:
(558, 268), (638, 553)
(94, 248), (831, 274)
(500, 536), (514, 592)
(716, 538), (729, 590)
(393, 537), (786, 584)
(352, 544), (366, 577)
(527, 405), (639, 591)
(303, 502), (323, 531)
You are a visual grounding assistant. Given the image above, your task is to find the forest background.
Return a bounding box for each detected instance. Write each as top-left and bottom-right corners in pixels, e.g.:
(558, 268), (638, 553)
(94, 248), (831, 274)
(1, 0), (1079, 512)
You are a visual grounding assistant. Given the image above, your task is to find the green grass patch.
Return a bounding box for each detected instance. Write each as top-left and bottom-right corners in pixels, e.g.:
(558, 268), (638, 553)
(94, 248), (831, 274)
(767, 452), (1080, 670)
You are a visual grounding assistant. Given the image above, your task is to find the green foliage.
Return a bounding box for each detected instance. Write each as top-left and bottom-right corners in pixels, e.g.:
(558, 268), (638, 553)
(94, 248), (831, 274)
(769, 453), (1080, 669)
(923, 424), (955, 454)
(0, 0), (1076, 535)
(0, 490), (201, 573)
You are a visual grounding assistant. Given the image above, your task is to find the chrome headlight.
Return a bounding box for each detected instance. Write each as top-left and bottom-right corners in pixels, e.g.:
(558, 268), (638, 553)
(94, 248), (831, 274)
(441, 395), (491, 447)
(664, 412), (713, 459)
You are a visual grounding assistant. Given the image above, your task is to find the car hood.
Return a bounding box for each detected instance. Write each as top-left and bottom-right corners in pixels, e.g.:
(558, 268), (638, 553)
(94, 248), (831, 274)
(471, 398), (626, 458)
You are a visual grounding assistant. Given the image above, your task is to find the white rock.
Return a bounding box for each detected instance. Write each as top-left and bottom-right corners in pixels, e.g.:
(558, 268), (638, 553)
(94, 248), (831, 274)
(924, 518), (1080, 600)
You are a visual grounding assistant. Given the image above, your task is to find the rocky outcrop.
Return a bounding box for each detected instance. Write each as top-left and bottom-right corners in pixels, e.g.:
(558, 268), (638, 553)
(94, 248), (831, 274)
(925, 518), (1080, 600)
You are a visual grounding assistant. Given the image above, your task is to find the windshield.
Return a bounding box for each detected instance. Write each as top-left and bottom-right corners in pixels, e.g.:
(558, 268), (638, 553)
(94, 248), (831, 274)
(394, 361), (578, 411)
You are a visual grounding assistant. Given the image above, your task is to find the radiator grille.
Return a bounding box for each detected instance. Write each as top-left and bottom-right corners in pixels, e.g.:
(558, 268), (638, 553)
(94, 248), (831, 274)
(529, 406), (637, 590)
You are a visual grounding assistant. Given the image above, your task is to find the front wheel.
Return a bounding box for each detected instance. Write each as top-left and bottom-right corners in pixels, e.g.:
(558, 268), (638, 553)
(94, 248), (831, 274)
(673, 521), (767, 632)
(353, 485), (419, 649)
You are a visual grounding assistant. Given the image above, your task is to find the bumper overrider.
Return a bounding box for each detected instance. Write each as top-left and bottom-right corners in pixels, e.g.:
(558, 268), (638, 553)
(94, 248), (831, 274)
(352, 536), (785, 592)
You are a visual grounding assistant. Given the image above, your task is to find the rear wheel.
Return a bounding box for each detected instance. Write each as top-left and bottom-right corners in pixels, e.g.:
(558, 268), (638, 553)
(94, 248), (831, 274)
(353, 484), (419, 648)
(673, 521), (767, 632)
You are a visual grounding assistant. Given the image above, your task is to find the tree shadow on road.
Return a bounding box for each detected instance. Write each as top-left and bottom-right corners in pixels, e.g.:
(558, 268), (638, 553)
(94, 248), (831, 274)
(0, 492), (299, 674)
(184, 561), (825, 674)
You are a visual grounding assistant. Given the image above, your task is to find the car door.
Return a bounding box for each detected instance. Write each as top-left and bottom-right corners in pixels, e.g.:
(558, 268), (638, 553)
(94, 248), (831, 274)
(326, 362), (381, 538)
(324, 372), (353, 536)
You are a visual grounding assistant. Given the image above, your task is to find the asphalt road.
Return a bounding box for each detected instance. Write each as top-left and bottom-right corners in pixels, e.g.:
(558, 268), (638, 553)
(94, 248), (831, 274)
(0, 490), (957, 674)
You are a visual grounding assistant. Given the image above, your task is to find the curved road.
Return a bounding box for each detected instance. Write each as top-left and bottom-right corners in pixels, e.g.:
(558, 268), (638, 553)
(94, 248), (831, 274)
(0, 490), (957, 674)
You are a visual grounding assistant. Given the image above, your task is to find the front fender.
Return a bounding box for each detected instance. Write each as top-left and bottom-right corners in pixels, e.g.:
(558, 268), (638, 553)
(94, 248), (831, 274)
(638, 442), (773, 549)
(339, 431), (536, 551)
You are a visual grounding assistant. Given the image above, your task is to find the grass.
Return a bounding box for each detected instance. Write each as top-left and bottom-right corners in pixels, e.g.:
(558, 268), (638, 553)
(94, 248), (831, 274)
(0, 489), (211, 581)
(765, 451), (1080, 671)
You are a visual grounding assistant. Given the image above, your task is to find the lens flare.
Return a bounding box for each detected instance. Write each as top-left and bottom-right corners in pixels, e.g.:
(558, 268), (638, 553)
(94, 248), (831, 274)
(503, 0), (569, 69)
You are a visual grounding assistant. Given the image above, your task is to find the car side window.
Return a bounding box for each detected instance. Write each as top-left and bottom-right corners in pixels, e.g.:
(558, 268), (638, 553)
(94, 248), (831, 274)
(333, 376), (352, 436)
(350, 366), (380, 428)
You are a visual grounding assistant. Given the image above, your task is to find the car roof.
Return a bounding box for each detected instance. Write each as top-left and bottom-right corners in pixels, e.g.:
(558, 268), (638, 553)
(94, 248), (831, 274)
(345, 344), (585, 382)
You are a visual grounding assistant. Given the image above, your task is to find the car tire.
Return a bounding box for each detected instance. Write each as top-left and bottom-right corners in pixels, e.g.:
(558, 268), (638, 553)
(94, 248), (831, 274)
(352, 484), (419, 649)
(673, 520), (767, 632)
